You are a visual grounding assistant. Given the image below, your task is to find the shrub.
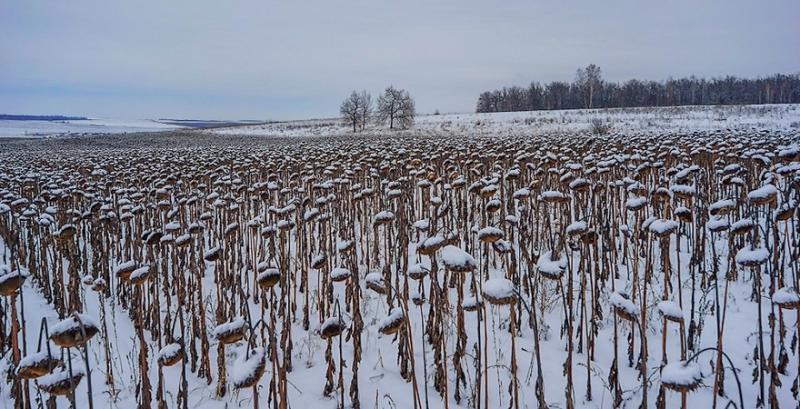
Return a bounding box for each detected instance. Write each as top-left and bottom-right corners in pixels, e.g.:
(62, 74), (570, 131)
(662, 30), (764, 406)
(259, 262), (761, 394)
(589, 117), (611, 135)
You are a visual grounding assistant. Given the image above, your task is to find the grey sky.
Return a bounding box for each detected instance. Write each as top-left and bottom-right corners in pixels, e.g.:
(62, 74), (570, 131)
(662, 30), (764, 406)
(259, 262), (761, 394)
(2, 0), (798, 120)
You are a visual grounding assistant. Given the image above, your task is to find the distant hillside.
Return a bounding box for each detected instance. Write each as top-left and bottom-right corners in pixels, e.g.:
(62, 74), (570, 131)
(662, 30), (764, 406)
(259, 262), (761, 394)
(0, 114), (89, 121)
(158, 119), (266, 129)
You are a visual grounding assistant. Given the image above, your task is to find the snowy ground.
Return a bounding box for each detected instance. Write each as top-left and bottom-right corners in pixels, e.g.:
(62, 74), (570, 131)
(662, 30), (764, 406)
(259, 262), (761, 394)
(0, 106), (798, 409)
(4, 104), (798, 139)
(206, 104), (800, 138)
(0, 118), (187, 138)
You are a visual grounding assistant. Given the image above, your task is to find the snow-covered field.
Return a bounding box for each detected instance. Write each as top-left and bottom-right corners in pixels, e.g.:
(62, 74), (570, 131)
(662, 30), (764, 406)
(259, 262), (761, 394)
(0, 107), (799, 409)
(206, 104), (800, 138)
(0, 118), (186, 138)
(3, 105), (798, 140)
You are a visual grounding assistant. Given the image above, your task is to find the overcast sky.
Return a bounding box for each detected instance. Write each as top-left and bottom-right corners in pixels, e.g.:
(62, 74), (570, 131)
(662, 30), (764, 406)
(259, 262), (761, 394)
(1, 0), (798, 120)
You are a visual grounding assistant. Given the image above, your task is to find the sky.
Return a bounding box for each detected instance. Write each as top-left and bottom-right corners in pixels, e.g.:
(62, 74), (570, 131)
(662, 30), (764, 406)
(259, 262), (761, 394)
(1, 0), (798, 120)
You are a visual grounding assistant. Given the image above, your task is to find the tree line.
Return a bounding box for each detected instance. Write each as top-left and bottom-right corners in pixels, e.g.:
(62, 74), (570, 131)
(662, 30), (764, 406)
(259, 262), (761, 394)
(476, 65), (800, 113)
(341, 86), (415, 132)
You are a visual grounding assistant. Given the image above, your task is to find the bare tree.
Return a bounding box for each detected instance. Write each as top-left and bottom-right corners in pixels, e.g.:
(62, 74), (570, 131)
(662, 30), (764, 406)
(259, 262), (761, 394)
(340, 90), (372, 132)
(377, 86), (415, 129)
(358, 92), (372, 131)
(574, 64), (602, 109)
(574, 68), (587, 108)
(584, 64), (602, 109)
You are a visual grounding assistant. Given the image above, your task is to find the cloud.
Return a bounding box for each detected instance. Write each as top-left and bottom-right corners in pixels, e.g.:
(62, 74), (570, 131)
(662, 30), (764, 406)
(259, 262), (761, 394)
(1, 0), (798, 119)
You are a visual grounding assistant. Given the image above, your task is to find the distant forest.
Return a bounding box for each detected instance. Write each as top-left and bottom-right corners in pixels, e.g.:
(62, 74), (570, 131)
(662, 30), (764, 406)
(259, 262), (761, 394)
(475, 65), (800, 113)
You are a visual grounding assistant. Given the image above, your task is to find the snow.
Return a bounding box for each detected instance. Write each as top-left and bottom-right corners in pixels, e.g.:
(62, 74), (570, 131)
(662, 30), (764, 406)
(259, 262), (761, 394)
(0, 118), (186, 138)
(407, 262), (429, 279)
(648, 219), (679, 235)
(129, 265), (150, 281)
(772, 287), (800, 305)
(734, 246), (770, 266)
(536, 251), (567, 278)
(480, 184), (498, 195)
(175, 234), (191, 246)
(462, 295), (483, 310)
(661, 361), (702, 387)
(50, 314), (99, 337)
(420, 235), (445, 248)
(320, 316), (347, 335)
(37, 367), (84, 388)
(477, 226), (503, 241)
(568, 177), (589, 190)
(747, 184), (778, 201)
(638, 217), (654, 232)
(365, 272), (383, 285)
(257, 267), (280, 281)
(212, 317), (245, 340)
(56, 224), (76, 236)
(204, 246), (221, 260)
(778, 144), (800, 158)
(539, 190), (567, 202)
(669, 184), (695, 197)
(412, 219), (430, 230)
(0, 269), (26, 285)
(657, 300), (684, 321)
(17, 350), (57, 369)
(373, 210), (395, 224)
(330, 267), (352, 281)
(609, 292), (638, 318)
(231, 347), (266, 386)
(310, 253), (326, 268)
(482, 278), (515, 301)
(707, 216), (729, 232)
(512, 187), (530, 199)
(440, 245), (477, 272)
(566, 220), (587, 235)
(113, 260), (137, 276)
(158, 343), (182, 361)
(492, 239), (512, 253)
(225, 222), (240, 234)
(708, 199), (736, 214)
(730, 218), (755, 232)
(625, 196), (647, 209)
(379, 308), (404, 330)
(204, 104), (800, 138)
(303, 208), (320, 221)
